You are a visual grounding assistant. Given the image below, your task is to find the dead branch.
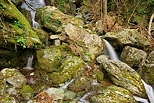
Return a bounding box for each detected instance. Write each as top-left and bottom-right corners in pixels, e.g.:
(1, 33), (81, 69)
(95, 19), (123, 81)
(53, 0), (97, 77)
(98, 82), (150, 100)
(148, 13), (154, 35)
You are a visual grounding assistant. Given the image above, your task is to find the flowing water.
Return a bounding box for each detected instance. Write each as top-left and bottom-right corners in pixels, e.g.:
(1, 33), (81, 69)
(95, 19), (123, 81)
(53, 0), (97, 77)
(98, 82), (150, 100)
(103, 39), (120, 61)
(21, 0), (46, 27)
(103, 39), (154, 103)
(23, 55), (34, 70)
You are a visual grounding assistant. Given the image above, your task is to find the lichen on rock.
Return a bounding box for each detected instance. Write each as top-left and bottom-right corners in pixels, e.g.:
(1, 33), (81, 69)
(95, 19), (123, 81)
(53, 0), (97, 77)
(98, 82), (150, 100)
(102, 60), (147, 98)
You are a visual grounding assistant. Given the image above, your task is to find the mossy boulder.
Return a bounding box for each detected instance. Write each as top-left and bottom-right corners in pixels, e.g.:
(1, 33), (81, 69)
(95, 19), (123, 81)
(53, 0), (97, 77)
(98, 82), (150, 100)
(1, 68), (27, 88)
(102, 60), (147, 98)
(48, 56), (85, 85)
(0, 0), (41, 48)
(35, 6), (84, 33)
(138, 64), (154, 88)
(120, 46), (147, 67)
(36, 47), (62, 72)
(89, 85), (137, 103)
(103, 29), (150, 49)
(67, 66), (104, 92)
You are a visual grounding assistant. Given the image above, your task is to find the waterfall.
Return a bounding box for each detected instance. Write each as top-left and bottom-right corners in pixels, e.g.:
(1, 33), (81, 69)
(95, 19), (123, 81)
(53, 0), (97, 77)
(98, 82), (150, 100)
(21, 0), (46, 27)
(23, 55), (34, 70)
(103, 39), (154, 103)
(103, 39), (120, 61)
(26, 55), (34, 68)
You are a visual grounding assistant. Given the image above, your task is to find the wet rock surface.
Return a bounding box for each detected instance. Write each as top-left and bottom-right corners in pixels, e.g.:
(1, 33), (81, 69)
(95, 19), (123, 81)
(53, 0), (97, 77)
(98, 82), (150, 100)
(120, 46), (147, 67)
(102, 60), (147, 98)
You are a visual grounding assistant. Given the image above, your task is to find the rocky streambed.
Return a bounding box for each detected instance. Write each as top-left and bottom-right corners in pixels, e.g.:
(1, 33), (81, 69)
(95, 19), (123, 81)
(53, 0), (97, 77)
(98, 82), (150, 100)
(0, 0), (154, 103)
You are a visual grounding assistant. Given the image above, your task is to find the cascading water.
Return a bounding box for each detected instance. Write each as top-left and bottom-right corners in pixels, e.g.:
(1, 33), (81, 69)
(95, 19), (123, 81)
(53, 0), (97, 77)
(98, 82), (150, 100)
(23, 55), (34, 70)
(21, 0), (46, 27)
(103, 39), (154, 103)
(103, 39), (120, 61)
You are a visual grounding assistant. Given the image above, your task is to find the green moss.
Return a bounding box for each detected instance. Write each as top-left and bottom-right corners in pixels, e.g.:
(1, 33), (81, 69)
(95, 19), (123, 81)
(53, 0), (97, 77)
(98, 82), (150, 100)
(0, 0), (42, 48)
(36, 48), (62, 72)
(21, 85), (34, 100)
(59, 56), (85, 77)
(49, 72), (71, 85)
(0, 0), (31, 27)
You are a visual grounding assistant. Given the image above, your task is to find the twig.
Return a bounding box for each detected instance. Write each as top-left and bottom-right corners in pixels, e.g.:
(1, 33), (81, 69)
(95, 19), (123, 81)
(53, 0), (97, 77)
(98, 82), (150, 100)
(127, 0), (141, 27)
(23, 0), (35, 11)
(148, 13), (154, 35)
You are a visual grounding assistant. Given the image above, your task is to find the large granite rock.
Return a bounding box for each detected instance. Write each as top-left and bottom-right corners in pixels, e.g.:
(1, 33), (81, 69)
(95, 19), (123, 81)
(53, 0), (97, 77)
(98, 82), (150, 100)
(89, 85), (137, 103)
(120, 46), (147, 67)
(0, 0), (41, 48)
(102, 60), (147, 98)
(104, 29), (150, 49)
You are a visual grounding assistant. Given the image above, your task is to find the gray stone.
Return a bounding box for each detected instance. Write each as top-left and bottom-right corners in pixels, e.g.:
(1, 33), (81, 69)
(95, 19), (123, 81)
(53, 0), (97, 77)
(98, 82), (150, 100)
(120, 46), (147, 67)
